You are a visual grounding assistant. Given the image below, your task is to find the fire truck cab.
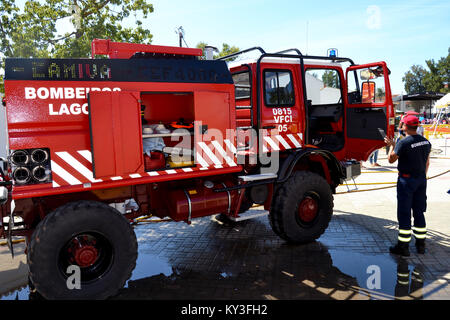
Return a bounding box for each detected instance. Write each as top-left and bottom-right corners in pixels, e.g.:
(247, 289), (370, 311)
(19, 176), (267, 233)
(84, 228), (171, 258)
(0, 40), (394, 299)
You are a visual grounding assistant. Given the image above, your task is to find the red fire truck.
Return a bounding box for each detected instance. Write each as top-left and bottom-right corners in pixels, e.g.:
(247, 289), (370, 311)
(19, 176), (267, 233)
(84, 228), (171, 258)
(0, 39), (394, 299)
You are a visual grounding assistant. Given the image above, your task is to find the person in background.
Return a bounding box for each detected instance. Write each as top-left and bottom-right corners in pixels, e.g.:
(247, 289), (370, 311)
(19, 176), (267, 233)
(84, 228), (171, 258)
(416, 122), (424, 136)
(369, 150), (380, 167)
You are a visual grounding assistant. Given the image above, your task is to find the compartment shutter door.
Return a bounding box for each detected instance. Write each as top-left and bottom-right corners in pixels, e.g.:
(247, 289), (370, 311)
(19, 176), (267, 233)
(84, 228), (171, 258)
(88, 91), (144, 179)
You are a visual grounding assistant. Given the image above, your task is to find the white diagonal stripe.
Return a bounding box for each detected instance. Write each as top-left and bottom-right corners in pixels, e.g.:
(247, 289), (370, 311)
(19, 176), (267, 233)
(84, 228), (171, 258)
(224, 139), (237, 154)
(264, 136), (280, 151)
(211, 141), (237, 166)
(77, 150), (93, 163)
(111, 176), (123, 180)
(52, 181), (60, 188)
(166, 170), (177, 174)
(51, 160), (82, 185)
(56, 152), (102, 183)
(147, 172), (159, 176)
(198, 142), (222, 166)
(182, 168), (193, 172)
(275, 135), (292, 149)
(195, 152), (210, 168)
(129, 174), (141, 178)
(297, 133), (303, 142)
(287, 134), (301, 148)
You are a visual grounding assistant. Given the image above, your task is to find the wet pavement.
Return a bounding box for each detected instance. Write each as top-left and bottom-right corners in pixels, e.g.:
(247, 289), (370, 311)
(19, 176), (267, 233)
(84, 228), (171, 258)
(2, 209), (448, 300)
(1, 148), (449, 300)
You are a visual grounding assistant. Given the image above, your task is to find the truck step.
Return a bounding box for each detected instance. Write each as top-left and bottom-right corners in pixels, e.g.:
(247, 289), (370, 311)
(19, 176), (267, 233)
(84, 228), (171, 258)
(238, 173), (277, 182)
(229, 209), (269, 222)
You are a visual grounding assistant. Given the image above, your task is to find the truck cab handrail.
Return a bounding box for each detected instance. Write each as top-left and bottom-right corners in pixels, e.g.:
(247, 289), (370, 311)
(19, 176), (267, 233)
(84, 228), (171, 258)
(216, 47), (266, 61)
(275, 48), (303, 56)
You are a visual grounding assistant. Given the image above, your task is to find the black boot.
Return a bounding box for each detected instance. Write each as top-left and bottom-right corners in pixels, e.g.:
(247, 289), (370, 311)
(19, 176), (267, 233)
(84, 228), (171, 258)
(415, 238), (425, 254)
(390, 241), (410, 256)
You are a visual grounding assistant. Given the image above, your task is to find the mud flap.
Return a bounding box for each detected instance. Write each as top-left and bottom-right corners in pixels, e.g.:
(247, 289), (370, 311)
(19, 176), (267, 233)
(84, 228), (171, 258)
(7, 210), (14, 258)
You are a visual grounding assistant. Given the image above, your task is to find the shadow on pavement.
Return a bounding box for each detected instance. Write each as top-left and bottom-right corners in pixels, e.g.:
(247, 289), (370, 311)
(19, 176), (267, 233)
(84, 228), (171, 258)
(3, 209), (448, 300)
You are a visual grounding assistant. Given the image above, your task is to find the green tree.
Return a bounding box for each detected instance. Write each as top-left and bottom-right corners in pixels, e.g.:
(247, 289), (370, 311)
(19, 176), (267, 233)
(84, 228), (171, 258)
(196, 42), (240, 60)
(422, 48), (450, 93)
(375, 87), (385, 102)
(322, 70), (339, 88)
(402, 48), (450, 94)
(402, 65), (427, 94)
(0, 0), (154, 92)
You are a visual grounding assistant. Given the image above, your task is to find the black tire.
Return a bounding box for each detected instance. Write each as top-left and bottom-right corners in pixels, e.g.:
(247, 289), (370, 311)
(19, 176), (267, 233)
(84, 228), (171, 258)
(269, 171), (333, 243)
(27, 200), (137, 300)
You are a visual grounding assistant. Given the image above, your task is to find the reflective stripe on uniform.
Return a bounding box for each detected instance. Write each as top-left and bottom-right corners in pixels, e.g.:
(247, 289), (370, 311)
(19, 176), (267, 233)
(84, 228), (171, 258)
(398, 229), (412, 242)
(398, 235), (411, 242)
(412, 226), (427, 239)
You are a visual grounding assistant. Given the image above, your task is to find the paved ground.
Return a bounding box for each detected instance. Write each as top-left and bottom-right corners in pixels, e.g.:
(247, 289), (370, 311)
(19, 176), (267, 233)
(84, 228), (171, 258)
(1, 138), (449, 300)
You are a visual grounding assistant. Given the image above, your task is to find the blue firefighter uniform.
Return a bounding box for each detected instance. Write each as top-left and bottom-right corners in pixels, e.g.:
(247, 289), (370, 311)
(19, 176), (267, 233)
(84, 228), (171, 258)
(390, 122), (431, 256)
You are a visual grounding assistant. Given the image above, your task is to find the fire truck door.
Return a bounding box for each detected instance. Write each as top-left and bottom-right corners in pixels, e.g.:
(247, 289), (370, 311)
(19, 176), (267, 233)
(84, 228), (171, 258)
(88, 91), (144, 179)
(345, 62), (394, 161)
(194, 91), (234, 168)
(260, 67), (303, 152)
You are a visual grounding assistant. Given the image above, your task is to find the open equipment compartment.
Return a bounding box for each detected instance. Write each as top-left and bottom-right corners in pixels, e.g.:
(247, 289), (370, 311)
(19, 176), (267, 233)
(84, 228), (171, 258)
(88, 87), (236, 180)
(140, 91), (195, 171)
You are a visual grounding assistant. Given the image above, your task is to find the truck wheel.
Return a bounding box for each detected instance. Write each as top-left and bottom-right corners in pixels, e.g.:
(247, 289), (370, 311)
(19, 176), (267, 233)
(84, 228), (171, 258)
(27, 200), (137, 300)
(269, 171), (333, 243)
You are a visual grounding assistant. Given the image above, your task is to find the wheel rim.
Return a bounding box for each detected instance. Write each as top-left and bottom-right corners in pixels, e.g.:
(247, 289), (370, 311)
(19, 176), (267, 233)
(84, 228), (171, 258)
(59, 232), (114, 283)
(297, 193), (319, 224)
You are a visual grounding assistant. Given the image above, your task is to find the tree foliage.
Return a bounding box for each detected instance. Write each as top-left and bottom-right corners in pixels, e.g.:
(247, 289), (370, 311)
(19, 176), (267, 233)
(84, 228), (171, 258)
(402, 65), (427, 94)
(322, 70), (339, 88)
(196, 42), (240, 60)
(0, 0), (154, 92)
(403, 48), (450, 94)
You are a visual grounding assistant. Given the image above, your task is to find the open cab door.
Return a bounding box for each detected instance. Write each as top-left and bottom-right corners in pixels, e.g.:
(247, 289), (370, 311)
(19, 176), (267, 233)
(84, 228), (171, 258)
(345, 62), (395, 161)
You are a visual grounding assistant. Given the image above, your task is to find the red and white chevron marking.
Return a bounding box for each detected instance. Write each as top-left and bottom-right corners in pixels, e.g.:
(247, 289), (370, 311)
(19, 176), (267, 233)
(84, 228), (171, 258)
(262, 133), (303, 153)
(50, 139), (238, 188)
(196, 139), (237, 168)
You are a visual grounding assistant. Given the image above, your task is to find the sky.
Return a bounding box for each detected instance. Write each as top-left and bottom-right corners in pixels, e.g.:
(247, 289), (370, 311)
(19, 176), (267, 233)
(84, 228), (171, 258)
(140, 0), (450, 94)
(9, 0), (450, 95)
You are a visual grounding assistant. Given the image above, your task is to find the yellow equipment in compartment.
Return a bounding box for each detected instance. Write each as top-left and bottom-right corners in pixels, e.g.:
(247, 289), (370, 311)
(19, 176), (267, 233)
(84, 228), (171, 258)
(167, 155), (194, 168)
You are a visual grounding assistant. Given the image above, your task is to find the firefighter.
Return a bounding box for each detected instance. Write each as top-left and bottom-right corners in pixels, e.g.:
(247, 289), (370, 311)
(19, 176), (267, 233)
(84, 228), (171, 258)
(384, 115), (431, 256)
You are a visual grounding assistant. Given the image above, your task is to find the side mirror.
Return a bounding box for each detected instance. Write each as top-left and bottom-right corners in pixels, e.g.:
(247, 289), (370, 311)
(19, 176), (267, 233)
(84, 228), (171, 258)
(360, 69), (375, 80)
(361, 81), (376, 103)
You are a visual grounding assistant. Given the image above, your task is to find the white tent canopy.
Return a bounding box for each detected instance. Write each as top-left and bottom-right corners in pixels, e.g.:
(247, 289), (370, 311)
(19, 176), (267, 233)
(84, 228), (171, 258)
(433, 93), (450, 110)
